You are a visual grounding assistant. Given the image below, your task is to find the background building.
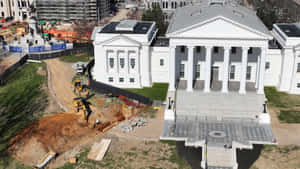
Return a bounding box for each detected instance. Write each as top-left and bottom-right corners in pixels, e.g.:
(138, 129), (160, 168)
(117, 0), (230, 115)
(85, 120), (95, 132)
(0, 0), (33, 21)
(35, 0), (111, 21)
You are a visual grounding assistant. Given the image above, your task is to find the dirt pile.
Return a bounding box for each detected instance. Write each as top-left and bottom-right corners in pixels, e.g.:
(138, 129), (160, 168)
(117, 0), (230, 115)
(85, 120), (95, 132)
(8, 113), (97, 166)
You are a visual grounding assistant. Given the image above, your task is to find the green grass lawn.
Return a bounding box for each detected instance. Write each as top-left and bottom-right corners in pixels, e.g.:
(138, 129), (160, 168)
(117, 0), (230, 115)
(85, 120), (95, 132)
(0, 62), (47, 168)
(265, 87), (300, 123)
(60, 54), (92, 63)
(265, 87), (300, 108)
(278, 110), (300, 123)
(126, 83), (169, 101)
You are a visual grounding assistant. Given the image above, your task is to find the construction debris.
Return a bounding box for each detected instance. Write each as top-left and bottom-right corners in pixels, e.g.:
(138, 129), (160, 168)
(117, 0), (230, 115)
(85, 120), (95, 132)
(87, 139), (111, 161)
(36, 151), (56, 168)
(68, 157), (77, 164)
(117, 117), (147, 133)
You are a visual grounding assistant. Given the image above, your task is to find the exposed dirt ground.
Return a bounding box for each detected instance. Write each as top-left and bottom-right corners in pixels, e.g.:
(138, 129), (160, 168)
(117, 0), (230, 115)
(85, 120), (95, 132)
(0, 56), (20, 74)
(9, 113), (97, 166)
(269, 107), (300, 145)
(8, 58), (152, 168)
(45, 59), (76, 112)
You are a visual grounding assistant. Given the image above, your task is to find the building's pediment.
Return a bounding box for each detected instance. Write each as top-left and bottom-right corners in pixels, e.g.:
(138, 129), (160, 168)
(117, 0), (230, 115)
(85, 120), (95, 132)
(167, 16), (272, 40)
(100, 35), (141, 47)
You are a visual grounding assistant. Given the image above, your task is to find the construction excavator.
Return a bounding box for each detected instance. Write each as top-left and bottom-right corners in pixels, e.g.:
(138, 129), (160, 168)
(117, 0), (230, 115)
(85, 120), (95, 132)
(73, 93), (94, 122)
(72, 79), (87, 96)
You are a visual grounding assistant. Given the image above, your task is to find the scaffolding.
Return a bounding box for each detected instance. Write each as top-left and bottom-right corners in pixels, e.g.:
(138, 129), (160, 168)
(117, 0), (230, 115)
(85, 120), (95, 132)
(35, 0), (110, 21)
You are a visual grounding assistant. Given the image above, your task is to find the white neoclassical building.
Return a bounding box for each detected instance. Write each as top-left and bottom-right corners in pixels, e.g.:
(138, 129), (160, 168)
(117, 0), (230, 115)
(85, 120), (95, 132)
(92, 0), (300, 168)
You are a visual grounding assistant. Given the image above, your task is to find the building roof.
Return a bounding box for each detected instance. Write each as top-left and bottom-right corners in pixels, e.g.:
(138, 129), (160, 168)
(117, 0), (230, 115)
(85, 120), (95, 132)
(150, 37), (169, 47)
(167, 1), (271, 37)
(100, 20), (154, 34)
(277, 24), (300, 37)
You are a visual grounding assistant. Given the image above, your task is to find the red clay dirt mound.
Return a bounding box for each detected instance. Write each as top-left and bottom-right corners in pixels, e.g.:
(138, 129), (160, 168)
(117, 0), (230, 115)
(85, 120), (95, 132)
(8, 113), (97, 166)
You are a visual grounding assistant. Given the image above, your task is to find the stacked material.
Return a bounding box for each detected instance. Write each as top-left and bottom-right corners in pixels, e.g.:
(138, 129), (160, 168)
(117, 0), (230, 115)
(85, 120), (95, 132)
(117, 117), (147, 133)
(87, 139), (111, 161)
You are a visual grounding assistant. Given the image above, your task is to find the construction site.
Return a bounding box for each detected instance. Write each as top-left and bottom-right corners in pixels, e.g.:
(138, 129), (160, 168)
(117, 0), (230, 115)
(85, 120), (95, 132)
(3, 57), (164, 168)
(35, 0), (111, 21)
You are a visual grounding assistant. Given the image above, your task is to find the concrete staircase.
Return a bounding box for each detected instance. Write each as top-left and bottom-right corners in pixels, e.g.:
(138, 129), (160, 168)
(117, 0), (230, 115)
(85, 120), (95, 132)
(206, 146), (235, 169)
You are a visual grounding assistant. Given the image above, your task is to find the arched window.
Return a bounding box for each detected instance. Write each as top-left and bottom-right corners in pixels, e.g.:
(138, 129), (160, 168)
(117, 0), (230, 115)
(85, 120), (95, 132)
(175, 2), (177, 8)
(1, 2), (3, 7)
(1, 12), (4, 17)
(166, 1), (168, 8)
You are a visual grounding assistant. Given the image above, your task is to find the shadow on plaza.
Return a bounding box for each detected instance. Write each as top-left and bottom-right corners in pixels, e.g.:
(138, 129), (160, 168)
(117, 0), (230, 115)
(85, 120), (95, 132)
(176, 142), (263, 169)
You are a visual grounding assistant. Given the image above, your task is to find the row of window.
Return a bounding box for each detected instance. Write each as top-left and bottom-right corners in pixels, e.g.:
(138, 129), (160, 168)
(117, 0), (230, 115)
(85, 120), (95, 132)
(179, 46), (254, 55)
(108, 77), (135, 83)
(179, 64), (253, 80)
(109, 58), (165, 69)
(0, 0), (29, 8)
(109, 58), (136, 69)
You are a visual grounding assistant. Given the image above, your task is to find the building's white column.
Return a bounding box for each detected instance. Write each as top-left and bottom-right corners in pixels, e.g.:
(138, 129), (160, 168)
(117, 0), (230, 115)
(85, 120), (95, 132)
(140, 46), (151, 87)
(126, 50), (130, 74)
(255, 55), (261, 89)
(187, 45), (194, 92)
(204, 46), (212, 93)
(257, 47), (267, 94)
(239, 47), (249, 94)
(222, 46), (230, 93)
(169, 46), (176, 91)
(279, 48), (295, 91)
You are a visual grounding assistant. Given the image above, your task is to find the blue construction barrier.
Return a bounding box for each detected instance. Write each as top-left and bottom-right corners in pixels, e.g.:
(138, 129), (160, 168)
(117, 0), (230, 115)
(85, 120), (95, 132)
(51, 44), (66, 50)
(29, 46), (45, 53)
(9, 46), (22, 53)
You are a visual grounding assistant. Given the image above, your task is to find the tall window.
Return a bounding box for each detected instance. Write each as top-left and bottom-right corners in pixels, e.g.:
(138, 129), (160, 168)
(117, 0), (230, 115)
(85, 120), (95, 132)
(109, 58), (114, 68)
(180, 46), (185, 53)
(1, 2), (3, 7)
(246, 66), (251, 80)
(230, 65), (235, 80)
(196, 46), (201, 53)
(248, 47), (253, 54)
(213, 47), (219, 54)
(180, 64), (185, 78)
(196, 64), (200, 78)
(231, 47), (237, 54)
(297, 63), (300, 72)
(265, 62), (270, 70)
(160, 59), (164, 66)
(120, 58), (125, 68)
(130, 58), (135, 69)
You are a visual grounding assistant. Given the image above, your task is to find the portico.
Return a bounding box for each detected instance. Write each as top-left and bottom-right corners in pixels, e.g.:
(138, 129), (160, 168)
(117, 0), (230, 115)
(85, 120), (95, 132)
(168, 43), (267, 94)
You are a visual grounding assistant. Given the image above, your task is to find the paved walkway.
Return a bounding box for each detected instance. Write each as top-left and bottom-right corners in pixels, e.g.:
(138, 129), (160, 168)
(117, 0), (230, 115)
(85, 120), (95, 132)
(269, 107), (300, 145)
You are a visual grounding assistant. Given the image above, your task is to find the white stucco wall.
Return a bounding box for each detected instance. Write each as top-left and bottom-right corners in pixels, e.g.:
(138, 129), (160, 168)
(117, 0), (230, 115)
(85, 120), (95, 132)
(264, 49), (282, 87)
(151, 46), (170, 83)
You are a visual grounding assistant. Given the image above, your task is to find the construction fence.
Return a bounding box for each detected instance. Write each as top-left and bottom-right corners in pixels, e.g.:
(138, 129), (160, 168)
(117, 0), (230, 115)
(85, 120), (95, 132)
(27, 46), (94, 60)
(86, 60), (153, 105)
(0, 55), (28, 85)
(0, 44), (93, 84)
